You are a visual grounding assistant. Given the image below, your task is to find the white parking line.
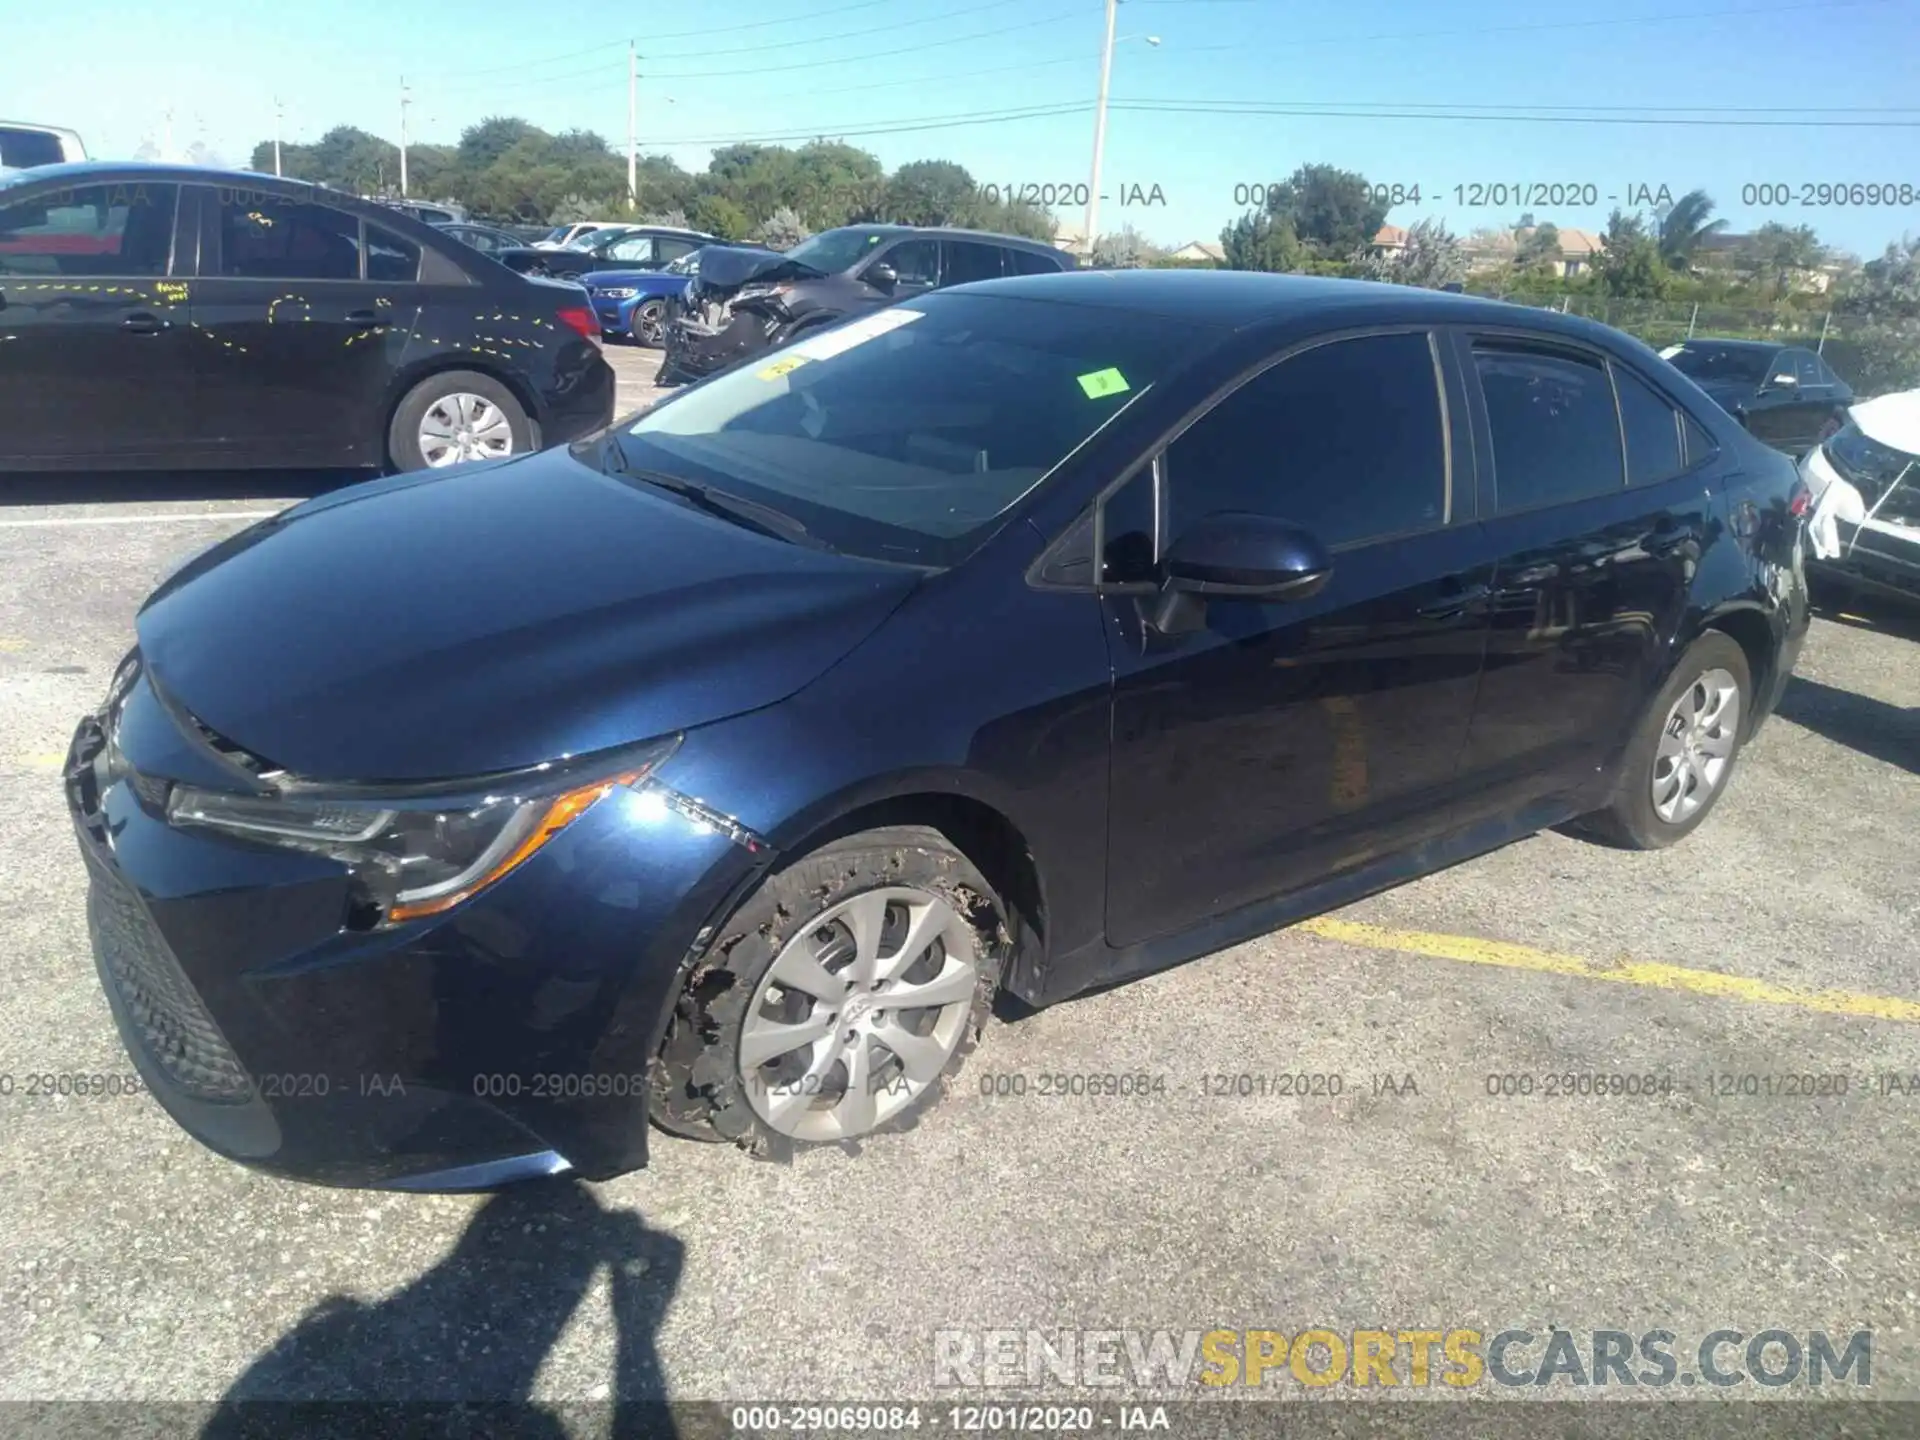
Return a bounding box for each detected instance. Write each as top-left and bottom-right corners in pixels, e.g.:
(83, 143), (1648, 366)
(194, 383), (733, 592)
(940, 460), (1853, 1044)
(0, 510), (282, 528)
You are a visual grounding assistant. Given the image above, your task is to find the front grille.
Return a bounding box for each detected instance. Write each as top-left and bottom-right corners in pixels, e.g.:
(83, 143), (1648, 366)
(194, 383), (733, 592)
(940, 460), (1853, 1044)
(90, 873), (253, 1104)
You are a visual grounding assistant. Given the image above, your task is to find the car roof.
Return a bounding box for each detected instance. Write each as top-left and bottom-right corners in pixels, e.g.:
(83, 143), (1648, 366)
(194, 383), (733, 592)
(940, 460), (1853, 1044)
(1674, 337), (1784, 354)
(948, 268), (1641, 341)
(817, 223), (1064, 254)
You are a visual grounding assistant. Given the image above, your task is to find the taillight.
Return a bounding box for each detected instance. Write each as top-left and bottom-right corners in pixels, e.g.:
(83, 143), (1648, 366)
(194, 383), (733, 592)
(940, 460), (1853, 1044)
(1789, 479), (1813, 518)
(556, 305), (601, 345)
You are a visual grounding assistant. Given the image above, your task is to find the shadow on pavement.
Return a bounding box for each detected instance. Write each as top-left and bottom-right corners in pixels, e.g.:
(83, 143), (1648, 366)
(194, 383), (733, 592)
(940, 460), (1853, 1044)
(1775, 674), (1918, 776)
(200, 1177), (684, 1440)
(0, 470), (370, 507)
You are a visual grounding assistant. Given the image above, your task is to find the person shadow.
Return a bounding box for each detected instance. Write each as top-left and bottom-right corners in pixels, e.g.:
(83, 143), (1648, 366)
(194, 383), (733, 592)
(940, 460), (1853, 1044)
(200, 1177), (684, 1440)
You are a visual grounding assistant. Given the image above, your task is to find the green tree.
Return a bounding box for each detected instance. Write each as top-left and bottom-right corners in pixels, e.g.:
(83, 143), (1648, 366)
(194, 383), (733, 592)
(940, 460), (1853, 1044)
(750, 205), (811, 250)
(1220, 210), (1306, 273)
(687, 193), (750, 241)
(1515, 222), (1562, 275)
(1657, 189), (1728, 273)
(1262, 164), (1388, 258)
(1090, 225), (1166, 269)
(1741, 222), (1825, 301)
(883, 160), (977, 226)
(1592, 209), (1672, 298)
(1357, 217), (1467, 288)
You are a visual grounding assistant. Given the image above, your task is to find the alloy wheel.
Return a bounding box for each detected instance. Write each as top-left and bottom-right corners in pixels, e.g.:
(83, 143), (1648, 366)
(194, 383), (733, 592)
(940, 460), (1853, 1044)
(635, 301), (666, 347)
(419, 393), (515, 467)
(738, 887), (979, 1142)
(1651, 667), (1741, 824)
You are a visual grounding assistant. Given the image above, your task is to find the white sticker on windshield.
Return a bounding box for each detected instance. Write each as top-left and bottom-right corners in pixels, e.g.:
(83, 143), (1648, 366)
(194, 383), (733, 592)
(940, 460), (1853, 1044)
(1658, 344), (1684, 358)
(785, 307), (924, 362)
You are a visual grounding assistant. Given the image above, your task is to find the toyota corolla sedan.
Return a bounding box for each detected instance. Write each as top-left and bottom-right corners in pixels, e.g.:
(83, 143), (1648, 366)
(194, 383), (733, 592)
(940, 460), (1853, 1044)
(66, 273), (1810, 1191)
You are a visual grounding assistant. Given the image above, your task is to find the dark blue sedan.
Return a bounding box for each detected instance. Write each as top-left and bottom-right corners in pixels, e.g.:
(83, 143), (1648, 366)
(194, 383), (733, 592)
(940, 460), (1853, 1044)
(66, 272), (1810, 1190)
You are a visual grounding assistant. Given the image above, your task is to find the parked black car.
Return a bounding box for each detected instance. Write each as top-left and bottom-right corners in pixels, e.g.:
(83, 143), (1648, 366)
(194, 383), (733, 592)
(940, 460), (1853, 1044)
(496, 225), (717, 281)
(1660, 338), (1853, 453)
(661, 223), (1073, 381)
(0, 163), (615, 472)
(65, 272), (1809, 1189)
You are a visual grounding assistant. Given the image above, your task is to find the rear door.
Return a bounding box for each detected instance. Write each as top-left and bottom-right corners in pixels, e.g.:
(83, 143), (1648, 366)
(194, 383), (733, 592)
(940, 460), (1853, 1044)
(0, 177), (193, 465)
(186, 183), (422, 467)
(1453, 332), (1713, 816)
(941, 239), (1007, 287)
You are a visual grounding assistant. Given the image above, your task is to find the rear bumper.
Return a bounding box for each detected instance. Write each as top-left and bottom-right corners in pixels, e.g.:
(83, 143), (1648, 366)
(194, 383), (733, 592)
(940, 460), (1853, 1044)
(65, 695), (762, 1190)
(538, 347), (617, 442)
(1809, 520), (1920, 604)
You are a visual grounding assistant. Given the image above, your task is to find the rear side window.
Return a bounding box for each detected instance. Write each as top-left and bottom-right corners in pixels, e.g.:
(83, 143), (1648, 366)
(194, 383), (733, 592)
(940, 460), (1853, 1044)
(1613, 364), (1685, 486)
(1474, 345), (1623, 513)
(944, 241), (1005, 285)
(1165, 331), (1447, 550)
(1682, 412), (1717, 465)
(656, 237), (698, 264)
(1005, 246), (1065, 276)
(217, 193), (361, 280)
(365, 223), (420, 282)
(0, 181), (177, 276)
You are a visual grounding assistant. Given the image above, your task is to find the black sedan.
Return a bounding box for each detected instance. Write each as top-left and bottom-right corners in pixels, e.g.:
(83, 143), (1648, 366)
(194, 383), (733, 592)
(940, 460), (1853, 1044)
(433, 221), (526, 258)
(1659, 338), (1853, 454)
(496, 225), (716, 281)
(0, 163), (615, 472)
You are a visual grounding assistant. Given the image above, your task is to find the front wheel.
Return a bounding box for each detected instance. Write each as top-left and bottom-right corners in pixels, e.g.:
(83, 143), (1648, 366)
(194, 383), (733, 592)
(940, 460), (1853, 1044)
(650, 826), (1006, 1156)
(630, 299), (668, 348)
(1577, 632), (1753, 850)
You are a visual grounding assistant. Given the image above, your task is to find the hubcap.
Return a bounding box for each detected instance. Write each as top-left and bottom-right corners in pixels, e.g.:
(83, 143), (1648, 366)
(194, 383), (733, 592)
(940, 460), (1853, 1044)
(738, 887), (980, 1142)
(418, 393), (515, 467)
(1651, 667), (1740, 824)
(636, 302), (665, 346)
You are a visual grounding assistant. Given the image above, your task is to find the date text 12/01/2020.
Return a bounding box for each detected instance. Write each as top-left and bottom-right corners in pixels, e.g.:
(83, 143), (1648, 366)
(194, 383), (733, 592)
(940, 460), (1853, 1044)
(1230, 181), (1920, 209)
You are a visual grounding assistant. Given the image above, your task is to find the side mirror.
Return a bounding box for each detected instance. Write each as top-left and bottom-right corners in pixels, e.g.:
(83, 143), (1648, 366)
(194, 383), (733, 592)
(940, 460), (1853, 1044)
(1147, 513), (1332, 634)
(865, 261), (898, 292)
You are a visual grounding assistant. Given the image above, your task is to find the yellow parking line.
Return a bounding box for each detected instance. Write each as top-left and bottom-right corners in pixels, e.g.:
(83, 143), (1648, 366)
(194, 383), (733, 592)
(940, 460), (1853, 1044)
(1300, 916), (1920, 1025)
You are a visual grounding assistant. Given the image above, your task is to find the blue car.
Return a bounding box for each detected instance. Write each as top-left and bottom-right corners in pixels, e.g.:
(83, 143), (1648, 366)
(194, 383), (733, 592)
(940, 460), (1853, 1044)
(583, 250), (701, 347)
(66, 273), (1809, 1190)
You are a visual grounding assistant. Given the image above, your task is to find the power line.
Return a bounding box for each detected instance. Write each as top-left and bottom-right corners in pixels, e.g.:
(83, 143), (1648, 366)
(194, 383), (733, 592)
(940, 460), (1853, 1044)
(1110, 99), (1920, 127)
(641, 101), (1096, 148)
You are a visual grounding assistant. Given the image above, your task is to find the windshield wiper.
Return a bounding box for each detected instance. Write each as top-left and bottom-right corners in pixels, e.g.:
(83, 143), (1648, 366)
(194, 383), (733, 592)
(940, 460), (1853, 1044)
(598, 440), (826, 550)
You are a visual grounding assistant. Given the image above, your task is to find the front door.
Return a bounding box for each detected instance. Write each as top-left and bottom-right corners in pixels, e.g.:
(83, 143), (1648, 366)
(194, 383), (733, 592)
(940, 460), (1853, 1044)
(185, 184), (420, 467)
(0, 179), (192, 465)
(1104, 329), (1491, 949)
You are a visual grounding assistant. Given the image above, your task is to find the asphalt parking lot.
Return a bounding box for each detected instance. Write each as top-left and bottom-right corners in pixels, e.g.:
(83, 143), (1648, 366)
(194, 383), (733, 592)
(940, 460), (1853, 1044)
(2, 341), (1918, 1425)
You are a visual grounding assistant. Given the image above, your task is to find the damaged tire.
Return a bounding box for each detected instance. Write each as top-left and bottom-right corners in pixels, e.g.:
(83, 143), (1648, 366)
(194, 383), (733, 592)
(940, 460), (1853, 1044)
(650, 826), (1006, 1158)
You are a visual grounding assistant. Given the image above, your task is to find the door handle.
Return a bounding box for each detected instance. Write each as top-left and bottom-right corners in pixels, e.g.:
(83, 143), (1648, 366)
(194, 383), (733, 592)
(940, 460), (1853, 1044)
(121, 311), (167, 334)
(345, 310), (383, 329)
(1417, 582), (1490, 620)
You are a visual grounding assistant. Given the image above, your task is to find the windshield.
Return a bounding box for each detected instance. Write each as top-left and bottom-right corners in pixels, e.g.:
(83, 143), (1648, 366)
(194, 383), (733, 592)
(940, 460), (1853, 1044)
(1662, 344), (1774, 384)
(616, 291), (1192, 566)
(1827, 419), (1920, 526)
(780, 227), (890, 274)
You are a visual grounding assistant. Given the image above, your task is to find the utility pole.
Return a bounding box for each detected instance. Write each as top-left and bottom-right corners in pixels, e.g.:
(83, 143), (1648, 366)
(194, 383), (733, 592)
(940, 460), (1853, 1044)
(162, 105), (175, 162)
(628, 41), (639, 208)
(1084, 0), (1119, 261)
(273, 97), (283, 177)
(399, 78), (411, 197)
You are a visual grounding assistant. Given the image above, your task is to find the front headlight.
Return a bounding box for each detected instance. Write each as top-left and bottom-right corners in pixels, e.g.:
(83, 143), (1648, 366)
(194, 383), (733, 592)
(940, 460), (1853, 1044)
(165, 736), (680, 926)
(595, 287), (638, 300)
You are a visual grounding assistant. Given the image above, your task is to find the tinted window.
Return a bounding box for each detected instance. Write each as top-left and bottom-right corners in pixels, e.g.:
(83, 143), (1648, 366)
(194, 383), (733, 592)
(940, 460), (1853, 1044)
(1614, 364), (1684, 486)
(1165, 332), (1446, 549)
(1101, 465), (1159, 583)
(1663, 343), (1772, 385)
(0, 128), (66, 168)
(620, 291), (1180, 566)
(1788, 351), (1820, 386)
(656, 237), (697, 263)
(1475, 345), (1624, 513)
(365, 223), (420, 282)
(0, 182), (177, 276)
(944, 241), (1005, 285)
(1814, 354), (1844, 388)
(884, 239), (940, 287)
(218, 193), (361, 280)
(1006, 246), (1065, 276)
(1682, 412), (1717, 465)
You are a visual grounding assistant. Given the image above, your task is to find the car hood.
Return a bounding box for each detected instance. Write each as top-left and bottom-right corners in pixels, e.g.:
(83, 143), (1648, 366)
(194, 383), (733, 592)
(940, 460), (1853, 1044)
(586, 268), (686, 289)
(1848, 388), (1920, 454)
(134, 450), (920, 785)
(690, 245), (812, 295)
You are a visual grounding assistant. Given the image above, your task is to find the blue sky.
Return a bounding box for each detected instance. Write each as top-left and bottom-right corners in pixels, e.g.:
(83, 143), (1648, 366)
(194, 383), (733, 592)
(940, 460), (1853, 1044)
(7, 0), (1919, 257)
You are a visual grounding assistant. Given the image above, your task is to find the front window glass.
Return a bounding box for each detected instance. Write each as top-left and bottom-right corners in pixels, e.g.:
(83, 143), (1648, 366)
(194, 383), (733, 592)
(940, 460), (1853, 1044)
(616, 291), (1200, 566)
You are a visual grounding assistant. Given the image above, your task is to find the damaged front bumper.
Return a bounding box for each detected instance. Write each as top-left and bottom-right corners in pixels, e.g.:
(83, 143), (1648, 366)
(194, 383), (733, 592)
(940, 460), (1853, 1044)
(663, 293), (788, 379)
(65, 661), (768, 1190)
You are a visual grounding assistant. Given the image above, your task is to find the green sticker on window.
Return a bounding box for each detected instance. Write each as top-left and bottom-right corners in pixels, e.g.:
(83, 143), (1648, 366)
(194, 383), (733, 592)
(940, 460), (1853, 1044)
(1077, 367), (1131, 399)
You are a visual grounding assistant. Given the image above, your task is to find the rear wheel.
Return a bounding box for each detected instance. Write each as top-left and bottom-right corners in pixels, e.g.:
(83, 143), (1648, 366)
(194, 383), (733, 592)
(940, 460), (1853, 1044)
(650, 826), (1005, 1157)
(387, 370), (533, 472)
(1577, 632), (1752, 850)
